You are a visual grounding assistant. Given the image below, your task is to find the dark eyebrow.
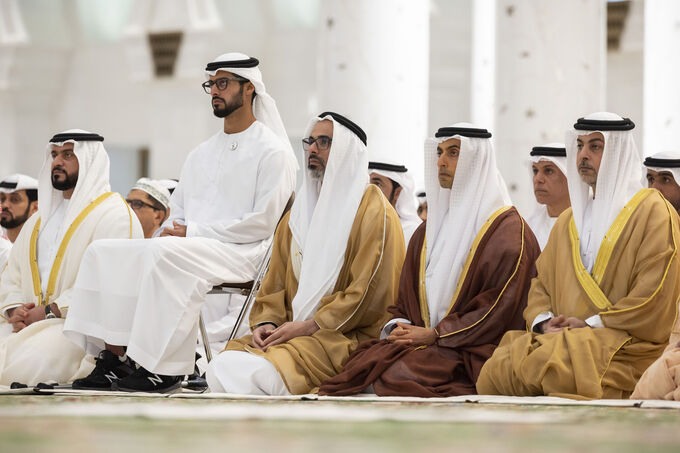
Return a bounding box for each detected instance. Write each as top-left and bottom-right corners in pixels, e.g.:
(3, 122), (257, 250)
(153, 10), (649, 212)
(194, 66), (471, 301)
(446, 144), (460, 150)
(587, 138), (604, 144)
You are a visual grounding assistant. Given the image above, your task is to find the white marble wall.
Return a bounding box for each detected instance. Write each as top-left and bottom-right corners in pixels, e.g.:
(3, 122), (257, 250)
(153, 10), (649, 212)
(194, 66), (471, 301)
(317, 0), (430, 187)
(491, 0), (607, 215)
(644, 0), (680, 155)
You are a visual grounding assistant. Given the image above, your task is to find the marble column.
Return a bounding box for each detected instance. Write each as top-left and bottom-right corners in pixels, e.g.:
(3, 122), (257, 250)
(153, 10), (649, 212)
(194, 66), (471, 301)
(643, 0), (680, 155)
(317, 0), (430, 186)
(487, 0), (607, 215)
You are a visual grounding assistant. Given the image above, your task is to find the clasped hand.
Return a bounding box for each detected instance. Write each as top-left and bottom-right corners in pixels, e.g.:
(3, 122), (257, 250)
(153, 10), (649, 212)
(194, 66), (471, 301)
(386, 322), (437, 347)
(252, 319), (320, 351)
(541, 314), (587, 334)
(160, 221), (187, 237)
(7, 303), (45, 332)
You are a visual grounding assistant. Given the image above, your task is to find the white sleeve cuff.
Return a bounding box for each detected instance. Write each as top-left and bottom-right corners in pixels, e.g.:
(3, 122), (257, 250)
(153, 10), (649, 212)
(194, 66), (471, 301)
(585, 314), (604, 328)
(184, 221), (197, 238)
(2, 303), (22, 319)
(380, 318), (411, 340)
(532, 311), (554, 333)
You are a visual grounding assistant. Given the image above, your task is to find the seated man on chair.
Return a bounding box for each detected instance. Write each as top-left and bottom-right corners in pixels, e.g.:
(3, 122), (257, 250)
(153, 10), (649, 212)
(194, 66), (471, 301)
(63, 53), (297, 393)
(206, 112), (405, 395)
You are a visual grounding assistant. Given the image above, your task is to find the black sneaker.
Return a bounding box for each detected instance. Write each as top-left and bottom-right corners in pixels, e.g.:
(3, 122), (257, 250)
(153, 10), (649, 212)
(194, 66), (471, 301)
(112, 366), (183, 393)
(72, 350), (136, 390)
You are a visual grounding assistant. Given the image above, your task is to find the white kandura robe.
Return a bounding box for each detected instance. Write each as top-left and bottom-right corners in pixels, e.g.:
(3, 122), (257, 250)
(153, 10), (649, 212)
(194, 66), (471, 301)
(0, 237), (11, 275)
(525, 206), (558, 251)
(64, 121), (297, 376)
(0, 238), (12, 339)
(0, 194), (141, 386)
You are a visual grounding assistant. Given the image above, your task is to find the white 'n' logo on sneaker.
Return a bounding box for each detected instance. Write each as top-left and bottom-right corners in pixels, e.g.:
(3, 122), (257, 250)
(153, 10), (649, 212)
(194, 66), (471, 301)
(147, 374), (163, 386)
(104, 372), (119, 383)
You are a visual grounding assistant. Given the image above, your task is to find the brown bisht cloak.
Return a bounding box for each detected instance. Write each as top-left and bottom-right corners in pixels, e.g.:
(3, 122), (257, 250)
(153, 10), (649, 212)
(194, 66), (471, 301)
(319, 207), (539, 397)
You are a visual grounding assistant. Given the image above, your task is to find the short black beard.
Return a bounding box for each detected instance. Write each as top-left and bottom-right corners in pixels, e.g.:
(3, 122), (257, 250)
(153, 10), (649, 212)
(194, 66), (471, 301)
(0, 203), (31, 229)
(52, 170), (78, 191)
(212, 84), (245, 118)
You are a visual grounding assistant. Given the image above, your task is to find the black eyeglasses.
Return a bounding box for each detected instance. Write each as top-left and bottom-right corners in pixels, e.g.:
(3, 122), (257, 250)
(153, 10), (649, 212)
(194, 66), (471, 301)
(126, 199), (159, 211)
(302, 135), (332, 152)
(201, 77), (248, 94)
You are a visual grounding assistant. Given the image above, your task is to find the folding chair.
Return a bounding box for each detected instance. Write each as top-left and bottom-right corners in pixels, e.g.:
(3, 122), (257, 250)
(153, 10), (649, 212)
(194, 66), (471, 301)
(199, 193), (295, 363)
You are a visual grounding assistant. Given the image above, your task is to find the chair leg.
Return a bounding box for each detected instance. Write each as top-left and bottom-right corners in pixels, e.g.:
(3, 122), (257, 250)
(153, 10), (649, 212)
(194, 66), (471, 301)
(199, 313), (213, 363)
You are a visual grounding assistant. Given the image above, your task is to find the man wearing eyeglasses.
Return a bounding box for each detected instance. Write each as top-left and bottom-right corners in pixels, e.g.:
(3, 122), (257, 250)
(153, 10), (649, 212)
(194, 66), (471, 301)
(206, 112), (405, 396)
(64, 52), (297, 393)
(125, 178), (170, 239)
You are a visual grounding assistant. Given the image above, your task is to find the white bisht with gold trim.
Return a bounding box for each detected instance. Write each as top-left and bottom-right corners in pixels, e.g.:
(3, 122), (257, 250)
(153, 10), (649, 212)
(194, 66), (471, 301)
(0, 130), (142, 386)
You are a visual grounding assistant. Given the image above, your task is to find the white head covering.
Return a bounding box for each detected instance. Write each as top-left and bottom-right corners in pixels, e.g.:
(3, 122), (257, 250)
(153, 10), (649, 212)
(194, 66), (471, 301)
(526, 143), (567, 249)
(205, 52), (293, 155)
(131, 178), (171, 209)
(423, 123), (512, 327)
(643, 151), (680, 187)
(39, 129), (111, 230)
(416, 189), (426, 204)
(288, 112), (369, 321)
(0, 174), (39, 194)
(158, 178), (178, 195)
(368, 161), (421, 240)
(565, 112), (641, 271)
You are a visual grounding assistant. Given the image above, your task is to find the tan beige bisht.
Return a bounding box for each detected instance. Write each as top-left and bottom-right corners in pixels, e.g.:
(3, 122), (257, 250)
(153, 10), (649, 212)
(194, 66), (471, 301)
(0, 130), (142, 386)
(219, 112), (405, 395)
(477, 113), (680, 399)
(630, 151), (680, 401)
(477, 189), (680, 399)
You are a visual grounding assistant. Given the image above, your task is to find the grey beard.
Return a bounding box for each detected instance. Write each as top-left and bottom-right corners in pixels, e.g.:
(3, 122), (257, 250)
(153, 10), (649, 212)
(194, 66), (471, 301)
(309, 168), (325, 180)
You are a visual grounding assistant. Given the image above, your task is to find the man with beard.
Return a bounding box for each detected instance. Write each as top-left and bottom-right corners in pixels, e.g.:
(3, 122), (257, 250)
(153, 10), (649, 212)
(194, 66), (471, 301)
(63, 53), (298, 393)
(0, 131), (142, 385)
(477, 113), (680, 399)
(206, 112), (404, 395)
(0, 174), (39, 270)
(0, 174), (39, 337)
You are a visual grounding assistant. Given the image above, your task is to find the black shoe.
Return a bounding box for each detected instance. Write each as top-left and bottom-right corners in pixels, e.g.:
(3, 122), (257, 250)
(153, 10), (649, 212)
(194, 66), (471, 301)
(72, 350), (136, 390)
(112, 366), (183, 393)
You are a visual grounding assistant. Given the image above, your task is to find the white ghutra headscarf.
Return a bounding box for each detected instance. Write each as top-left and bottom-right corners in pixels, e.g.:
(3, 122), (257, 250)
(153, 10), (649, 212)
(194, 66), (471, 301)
(643, 151), (680, 188)
(368, 161), (421, 243)
(288, 112), (369, 322)
(40, 130), (111, 230)
(423, 123), (512, 327)
(205, 52), (295, 159)
(526, 143), (567, 250)
(565, 112), (641, 272)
